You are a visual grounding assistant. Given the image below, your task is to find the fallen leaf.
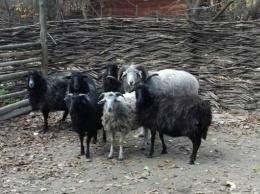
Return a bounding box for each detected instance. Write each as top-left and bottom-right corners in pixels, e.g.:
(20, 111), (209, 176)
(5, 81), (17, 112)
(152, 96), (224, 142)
(124, 159), (131, 164)
(165, 160), (171, 163)
(143, 165), (149, 170)
(252, 164), (260, 170)
(225, 180), (236, 190)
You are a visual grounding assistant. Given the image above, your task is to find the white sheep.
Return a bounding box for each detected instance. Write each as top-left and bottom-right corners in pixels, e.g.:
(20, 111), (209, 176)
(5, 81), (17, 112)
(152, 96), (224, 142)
(118, 64), (199, 95)
(98, 92), (148, 160)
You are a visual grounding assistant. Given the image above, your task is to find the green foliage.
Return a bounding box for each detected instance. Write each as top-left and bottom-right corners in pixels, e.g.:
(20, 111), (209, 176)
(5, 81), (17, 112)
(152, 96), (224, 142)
(0, 88), (20, 106)
(2, 98), (19, 106)
(0, 88), (7, 95)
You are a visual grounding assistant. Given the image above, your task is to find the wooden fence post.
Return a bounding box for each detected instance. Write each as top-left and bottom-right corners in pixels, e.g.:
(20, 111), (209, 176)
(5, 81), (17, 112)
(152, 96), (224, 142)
(39, 0), (48, 76)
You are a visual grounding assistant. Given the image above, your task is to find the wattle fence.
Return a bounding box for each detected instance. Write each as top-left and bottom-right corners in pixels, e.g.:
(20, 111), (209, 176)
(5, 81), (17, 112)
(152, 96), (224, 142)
(0, 18), (259, 120)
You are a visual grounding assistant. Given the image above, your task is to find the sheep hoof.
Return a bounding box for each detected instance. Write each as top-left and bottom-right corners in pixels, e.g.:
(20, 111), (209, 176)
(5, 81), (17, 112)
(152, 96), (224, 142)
(69, 128), (74, 131)
(41, 128), (48, 133)
(146, 152), (153, 158)
(138, 133), (145, 138)
(92, 139), (97, 144)
(108, 155), (113, 159)
(189, 160), (195, 165)
(118, 157), (124, 161)
(86, 158), (92, 162)
(140, 147), (145, 151)
(161, 150), (167, 154)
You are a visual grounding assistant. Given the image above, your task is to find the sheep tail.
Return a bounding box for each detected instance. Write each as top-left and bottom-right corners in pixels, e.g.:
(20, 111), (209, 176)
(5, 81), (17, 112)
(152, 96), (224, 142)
(198, 100), (212, 140)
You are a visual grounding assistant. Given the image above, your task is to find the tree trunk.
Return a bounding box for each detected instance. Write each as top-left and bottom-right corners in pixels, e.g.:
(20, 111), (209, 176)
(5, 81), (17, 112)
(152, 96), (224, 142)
(250, 0), (260, 18)
(192, 0), (204, 20)
(39, 0), (48, 76)
(4, 0), (11, 27)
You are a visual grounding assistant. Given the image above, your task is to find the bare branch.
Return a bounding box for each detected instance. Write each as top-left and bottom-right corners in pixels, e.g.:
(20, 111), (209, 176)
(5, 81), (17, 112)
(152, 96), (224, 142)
(211, 0), (234, 22)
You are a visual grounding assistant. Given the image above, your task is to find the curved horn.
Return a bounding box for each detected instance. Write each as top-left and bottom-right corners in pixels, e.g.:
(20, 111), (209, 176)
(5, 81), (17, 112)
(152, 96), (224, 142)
(106, 75), (122, 84)
(145, 73), (159, 84)
(134, 64), (149, 81)
(64, 93), (73, 101)
(79, 93), (87, 97)
(98, 93), (106, 101)
(115, 92), (125, 99)
(118, 65), (129, 81)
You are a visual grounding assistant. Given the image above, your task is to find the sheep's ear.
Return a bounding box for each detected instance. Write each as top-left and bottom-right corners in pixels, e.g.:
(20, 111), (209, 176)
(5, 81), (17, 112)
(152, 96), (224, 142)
(135, 64), (148, 80)
(101, 65), (108, 69)
(23, 74), (28, 78)
(145, 73), (159, 84)
(98, 99), (105, 104)
(118, 65), (128, 80)
(64, 76), (71, 79)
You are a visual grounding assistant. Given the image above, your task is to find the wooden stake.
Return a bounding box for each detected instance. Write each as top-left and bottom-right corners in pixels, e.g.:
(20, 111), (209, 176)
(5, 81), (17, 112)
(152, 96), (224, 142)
(0, 71), (28, 82)
(0, 99), (29, 115)
(39, 0), (48, 76)
(0, 106), (32, 121)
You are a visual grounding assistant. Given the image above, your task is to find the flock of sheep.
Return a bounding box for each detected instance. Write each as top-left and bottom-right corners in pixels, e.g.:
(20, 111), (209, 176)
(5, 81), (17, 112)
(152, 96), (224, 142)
(24, 64), (212, 164)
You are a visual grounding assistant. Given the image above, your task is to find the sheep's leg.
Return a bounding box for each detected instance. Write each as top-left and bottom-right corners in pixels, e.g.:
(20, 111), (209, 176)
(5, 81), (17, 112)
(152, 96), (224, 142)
(102, 128), (107, 143)
(85, 135), (92, 160)
(148, 129), (156, 158)
(78, 133), (85, 155)
(189, 134), (201, 164)
(61, 109), (69, 121)
(118, 132), (126, 161)
(108, 133), (115, 159)
(141, 127), (149, 150)
(42, 110), (49, 133)
(92, 131), (97, 144)
(159, 132), (167, 154)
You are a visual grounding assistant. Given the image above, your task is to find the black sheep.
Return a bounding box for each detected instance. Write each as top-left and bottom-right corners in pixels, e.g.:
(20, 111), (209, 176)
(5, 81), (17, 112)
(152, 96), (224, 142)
(64, 91), (103, 160)
(25, 70), (69, 133)
(65, 72), (97, 94)
(64, 71), (106, 142)
(102, 64), (122, 92)
(135, 81), (212, 164)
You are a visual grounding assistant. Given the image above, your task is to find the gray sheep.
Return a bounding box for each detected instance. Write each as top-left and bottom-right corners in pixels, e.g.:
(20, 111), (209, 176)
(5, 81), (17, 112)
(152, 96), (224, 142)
(98, 92), (148, 160)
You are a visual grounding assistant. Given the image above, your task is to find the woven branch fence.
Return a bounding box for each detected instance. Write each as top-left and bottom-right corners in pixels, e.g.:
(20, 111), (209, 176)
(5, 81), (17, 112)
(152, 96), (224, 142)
(0, 18), (260, 115)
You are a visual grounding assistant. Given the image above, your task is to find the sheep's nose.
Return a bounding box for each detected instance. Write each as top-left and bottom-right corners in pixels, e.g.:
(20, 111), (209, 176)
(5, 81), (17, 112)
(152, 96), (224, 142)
(108, 107), (112, 112)
(137, 98), (143, 103)
(129, 81), (134, 86)
(29, 83), (34, 88)
(74, 84), (79, 90)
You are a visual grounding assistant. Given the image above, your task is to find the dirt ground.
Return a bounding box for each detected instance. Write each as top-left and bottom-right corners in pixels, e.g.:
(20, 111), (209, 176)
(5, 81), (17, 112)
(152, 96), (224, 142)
(0, 108), (259, 194)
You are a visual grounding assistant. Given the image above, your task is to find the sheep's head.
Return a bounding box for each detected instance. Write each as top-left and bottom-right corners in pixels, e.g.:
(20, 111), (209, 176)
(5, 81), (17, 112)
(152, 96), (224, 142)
(65, 72), (89, 91)
(64, 93), (90, 112)
(118, 64), (149, 92)
(102, 64), (119, 77)
(25, 70), (42, 89)
(98, 92), (124, 113)
(134, 73), (159, 104)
